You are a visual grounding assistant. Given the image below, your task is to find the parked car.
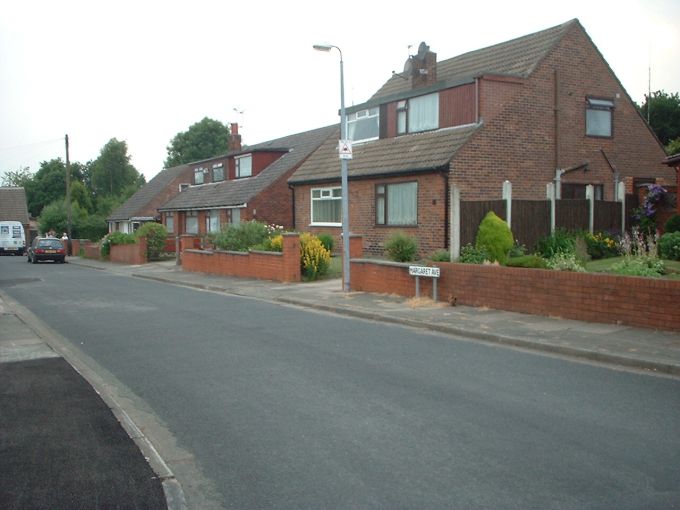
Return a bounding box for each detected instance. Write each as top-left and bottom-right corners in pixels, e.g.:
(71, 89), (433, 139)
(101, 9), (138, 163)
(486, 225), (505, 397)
(27, 237), (66, 263)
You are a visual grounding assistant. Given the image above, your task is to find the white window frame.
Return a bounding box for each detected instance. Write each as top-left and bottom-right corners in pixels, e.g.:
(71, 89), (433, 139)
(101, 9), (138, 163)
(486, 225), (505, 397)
(310, 187), (342, 226)
(194, 167), (205, 184)
(212, 163), (225, 182)
(236, 154), (252, 178)
(348, 107), (379, 143)
(165, 212), (174, 233)
(206, 209), (220, 232)
(185, 211), (198, 234)
(586, 97), (614, 137)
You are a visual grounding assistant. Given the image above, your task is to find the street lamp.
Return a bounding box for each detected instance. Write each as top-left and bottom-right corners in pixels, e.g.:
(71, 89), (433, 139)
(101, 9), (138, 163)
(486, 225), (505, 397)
(313, 43), (351, 291)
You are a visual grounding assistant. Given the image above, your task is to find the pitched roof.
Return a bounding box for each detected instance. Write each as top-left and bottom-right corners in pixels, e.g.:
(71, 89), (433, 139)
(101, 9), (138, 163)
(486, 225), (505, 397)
(0, 187), (30, 224)
(107, 164), (191, 221)
(159, 125), (337, 211)
(288, 123), (482, 184)
(370, 19), (577, 101)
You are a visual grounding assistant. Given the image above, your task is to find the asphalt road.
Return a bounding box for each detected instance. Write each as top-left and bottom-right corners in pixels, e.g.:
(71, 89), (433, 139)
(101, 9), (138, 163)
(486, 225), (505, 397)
(2, 256), (679, 509)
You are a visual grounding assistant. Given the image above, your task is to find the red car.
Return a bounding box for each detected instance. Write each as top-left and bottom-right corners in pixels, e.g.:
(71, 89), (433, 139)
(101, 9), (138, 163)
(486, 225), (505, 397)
(27, 237), (66, 263)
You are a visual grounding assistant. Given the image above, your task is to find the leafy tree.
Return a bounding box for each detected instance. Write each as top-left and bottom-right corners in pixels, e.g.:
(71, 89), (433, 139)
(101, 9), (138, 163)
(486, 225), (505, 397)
(25, 159), (68, 217)
(666, 137), (680, 156)
(638, 90), (680, 146)
(1, 167), (33, 187)
(38, 200), (87, 237)
(89, 138), (144, 198)
(165, 117), (231, 168)
(70, 180), (93, 213)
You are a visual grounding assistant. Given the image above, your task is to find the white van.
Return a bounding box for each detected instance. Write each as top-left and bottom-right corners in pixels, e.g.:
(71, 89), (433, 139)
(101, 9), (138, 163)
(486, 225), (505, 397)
(0, 221), (26, 255)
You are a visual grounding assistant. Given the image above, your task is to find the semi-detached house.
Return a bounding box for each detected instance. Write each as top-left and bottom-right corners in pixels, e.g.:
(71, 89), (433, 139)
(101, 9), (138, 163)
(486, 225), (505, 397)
(157, 125), (336, 236)
(288, 19), (674, 257)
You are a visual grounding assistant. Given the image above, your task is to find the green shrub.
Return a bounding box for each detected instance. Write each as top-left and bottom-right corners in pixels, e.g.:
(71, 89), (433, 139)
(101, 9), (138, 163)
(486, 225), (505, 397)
(546, 252), (586, 272)
(100, 231), (136, 257)
(458, 244), (490, 264)
(537, 228), (576, 258)
(583, 231), (619, 259)
(611, 256), (665, 277)
(384, 232), (418, 262)
(134, 222), (167, 261)
(429, 249), (451, 262)
(212, 221), (270, 251)
(505, 255), (548, 269)
(659, 232), (680, 261)
(664, 214), (680, 234)
(300, 233), (331, 280)
(317, 233), (334, 253)
(508, 241), (527, 258)
(74, 214), (108, 241)
(475, 211), (514, 265)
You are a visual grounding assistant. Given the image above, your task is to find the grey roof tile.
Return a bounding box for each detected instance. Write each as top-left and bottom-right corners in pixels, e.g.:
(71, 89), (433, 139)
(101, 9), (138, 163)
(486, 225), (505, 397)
(371, 19), (576, 101)
(0, 187), (30, 224)
(159, 125), (336, 211)
(288, 124), (482, 184)
(107, 164), (191, 221)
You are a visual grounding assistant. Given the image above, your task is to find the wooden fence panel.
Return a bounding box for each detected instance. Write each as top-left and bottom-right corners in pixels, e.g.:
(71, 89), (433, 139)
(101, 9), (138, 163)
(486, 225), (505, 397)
(510, 200), (550, 251)
(556, 199), (589, 231)
(594, 201), (622, 233)
(460, 200), (504, 246)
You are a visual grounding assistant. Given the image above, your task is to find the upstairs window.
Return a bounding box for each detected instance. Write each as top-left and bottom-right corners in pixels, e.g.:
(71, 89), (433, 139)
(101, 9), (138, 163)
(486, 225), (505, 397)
(586, 97), (614, 137)
(348, 107), (379, 142)
(236, 154), (252, 178)
(212, 163), (224, 182)
(396, 92), (439, 135)
(194, 167), (205, 184)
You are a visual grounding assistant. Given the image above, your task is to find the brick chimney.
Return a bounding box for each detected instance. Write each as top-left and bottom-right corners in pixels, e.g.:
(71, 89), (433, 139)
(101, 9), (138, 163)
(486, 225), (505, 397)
(229, 123), (242, 152)
(411, 42), (437, 89)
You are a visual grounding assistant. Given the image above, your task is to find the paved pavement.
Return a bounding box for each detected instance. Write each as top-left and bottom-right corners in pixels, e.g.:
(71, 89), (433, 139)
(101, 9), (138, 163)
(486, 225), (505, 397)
(2, 255), (679, 509)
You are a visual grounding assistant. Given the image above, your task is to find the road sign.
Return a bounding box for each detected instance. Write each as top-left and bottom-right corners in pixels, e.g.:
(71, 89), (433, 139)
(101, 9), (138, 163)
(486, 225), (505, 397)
(408, 265), (440, 278)
(338, 140), (353, 160)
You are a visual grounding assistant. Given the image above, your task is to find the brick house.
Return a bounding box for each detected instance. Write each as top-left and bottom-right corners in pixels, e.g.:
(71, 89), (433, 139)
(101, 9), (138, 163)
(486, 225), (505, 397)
(288, 19), (675, 256)
(0, 186), (31, 241)
(106, 163), (194, 233)
(157, 125), (336, 236)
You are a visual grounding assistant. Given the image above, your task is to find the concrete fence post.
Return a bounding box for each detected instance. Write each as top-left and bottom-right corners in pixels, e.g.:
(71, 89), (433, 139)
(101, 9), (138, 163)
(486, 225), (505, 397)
(450, 185), (461, 261)
(617, 181), (626, 235)
(502, 180), (512, 230)
(586, 184), (595, 234)
(546, 183), (556, 234)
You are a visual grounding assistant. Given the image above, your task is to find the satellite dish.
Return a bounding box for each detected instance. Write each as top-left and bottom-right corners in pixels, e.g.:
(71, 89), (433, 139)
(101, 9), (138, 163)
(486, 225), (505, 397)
(403, 57), (413, 76)
(416, 42), (430, 61)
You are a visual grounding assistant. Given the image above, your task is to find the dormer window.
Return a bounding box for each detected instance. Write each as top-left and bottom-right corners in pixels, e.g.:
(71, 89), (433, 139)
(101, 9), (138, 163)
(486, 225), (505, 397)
(236, 154), (252, 178)
(586, 97), (614, 138)
(212, 163), (225, 182)
(396, 92), (439, 135)
(348, 107), (379, 142)
(194, 167), (205, 184)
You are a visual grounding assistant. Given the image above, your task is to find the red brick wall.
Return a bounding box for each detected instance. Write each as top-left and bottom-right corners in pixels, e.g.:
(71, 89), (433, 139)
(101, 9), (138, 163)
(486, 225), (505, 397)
(293, 172), (448, 257)
(110, 237), (147, 265)
(451, 24), (673, 201)
(181, 233), (301, 282)
(350, 257), (680, 332)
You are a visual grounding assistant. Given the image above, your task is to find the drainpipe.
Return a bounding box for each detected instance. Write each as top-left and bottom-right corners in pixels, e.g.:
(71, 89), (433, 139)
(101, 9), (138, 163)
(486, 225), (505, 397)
(475, 77), (480, 123)
(443, 170), (450, 250)
(288, 184), (296, 229)
(554, 69), (560, 177)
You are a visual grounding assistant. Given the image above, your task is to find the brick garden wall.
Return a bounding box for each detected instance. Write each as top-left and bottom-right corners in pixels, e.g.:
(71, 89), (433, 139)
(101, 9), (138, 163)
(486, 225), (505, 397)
(110, 237), (147, 265)
(181, 233), (301, 283)
(349, 238), (680, 332)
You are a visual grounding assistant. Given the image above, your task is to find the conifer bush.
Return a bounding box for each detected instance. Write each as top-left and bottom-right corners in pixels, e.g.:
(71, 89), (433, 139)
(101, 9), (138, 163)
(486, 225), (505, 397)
(475, 211), (514, 265)
(135, 222), (167, 261)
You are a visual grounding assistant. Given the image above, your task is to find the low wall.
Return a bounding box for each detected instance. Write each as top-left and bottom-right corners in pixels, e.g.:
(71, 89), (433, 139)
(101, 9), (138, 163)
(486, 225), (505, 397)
(181, 233), (301, 283)
(82, 242), (100, 259)
(349, 237), (680, 332)
(110, 237), (147, 265)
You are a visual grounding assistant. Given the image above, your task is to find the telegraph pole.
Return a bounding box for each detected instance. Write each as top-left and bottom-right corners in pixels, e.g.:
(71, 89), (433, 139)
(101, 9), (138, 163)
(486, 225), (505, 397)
(65, 134), (72, 255)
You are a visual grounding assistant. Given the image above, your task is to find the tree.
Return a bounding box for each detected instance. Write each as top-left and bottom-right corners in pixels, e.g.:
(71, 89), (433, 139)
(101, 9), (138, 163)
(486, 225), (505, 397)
(89, 138), (144, 198)
(667, 137), (680, 156)
(165, 117), (231, 168)
(1, 167), (33, 187)
(638, 90), (680, 147)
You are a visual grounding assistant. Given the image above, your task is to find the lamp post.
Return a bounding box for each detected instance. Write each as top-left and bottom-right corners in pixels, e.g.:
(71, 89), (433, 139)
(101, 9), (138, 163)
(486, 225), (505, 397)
(314, 43), (351, 291)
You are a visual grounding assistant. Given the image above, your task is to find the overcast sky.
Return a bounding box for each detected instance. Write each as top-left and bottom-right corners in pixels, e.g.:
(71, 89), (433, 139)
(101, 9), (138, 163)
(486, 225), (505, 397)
(1, 0), (678, 183)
